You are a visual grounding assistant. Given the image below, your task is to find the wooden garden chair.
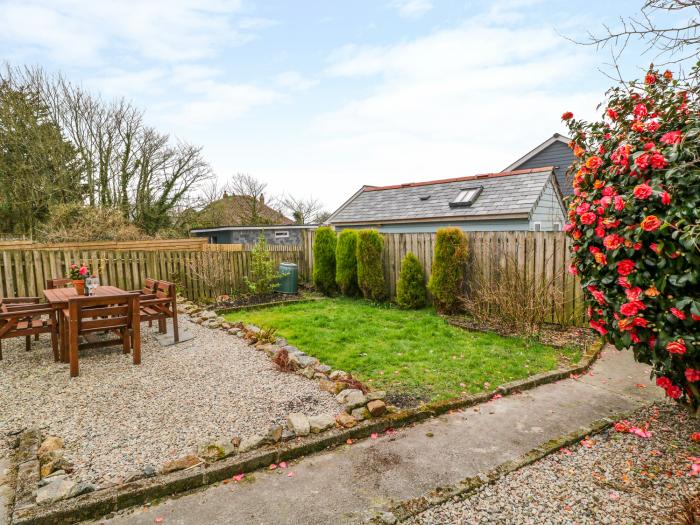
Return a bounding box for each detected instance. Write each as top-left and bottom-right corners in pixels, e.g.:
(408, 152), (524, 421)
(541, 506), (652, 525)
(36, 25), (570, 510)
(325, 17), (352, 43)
(61, 293), (140, 377)
(46, 278), (73, 289)
(139, 280), (179, 343)
(0, 303), (58, 361)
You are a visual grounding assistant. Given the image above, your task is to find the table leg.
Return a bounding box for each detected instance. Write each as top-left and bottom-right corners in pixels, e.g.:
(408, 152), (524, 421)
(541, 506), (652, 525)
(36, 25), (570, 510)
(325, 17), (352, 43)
(68, 314), (79, 377)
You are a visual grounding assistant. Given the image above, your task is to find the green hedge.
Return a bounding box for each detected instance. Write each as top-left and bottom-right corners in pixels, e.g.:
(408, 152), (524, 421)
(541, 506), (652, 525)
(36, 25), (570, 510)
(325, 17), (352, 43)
(335, 229), (359, 296)
(428, 227), (468, 314)
(356, 229), (386, 301)
(313, 226), (337, 294)
(396, 252), (426, 309)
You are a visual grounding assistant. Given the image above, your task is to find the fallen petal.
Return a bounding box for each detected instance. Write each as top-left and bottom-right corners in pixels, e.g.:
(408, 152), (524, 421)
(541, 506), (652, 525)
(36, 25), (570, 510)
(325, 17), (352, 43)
(278, 461), (287, 469)
(371, 433), (378, 439)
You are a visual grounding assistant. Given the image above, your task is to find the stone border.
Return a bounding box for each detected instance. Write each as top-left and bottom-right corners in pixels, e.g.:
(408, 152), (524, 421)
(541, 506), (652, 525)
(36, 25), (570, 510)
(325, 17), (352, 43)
(369, 411), (626, 524)
(8, 306), (603, 525)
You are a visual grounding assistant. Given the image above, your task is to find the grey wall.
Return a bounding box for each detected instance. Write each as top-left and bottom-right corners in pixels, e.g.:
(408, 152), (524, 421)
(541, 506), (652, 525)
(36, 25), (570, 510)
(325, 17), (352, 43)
(529, 178), (565, 231)
(192, 228), (303, 245)
(515, 141), (575, 196)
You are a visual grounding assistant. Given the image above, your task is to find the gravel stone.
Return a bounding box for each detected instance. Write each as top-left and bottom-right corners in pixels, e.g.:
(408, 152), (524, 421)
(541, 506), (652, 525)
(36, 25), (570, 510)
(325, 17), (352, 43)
(409, 403), (700, 525)
(287, 413), (310, 436)
(0, 319), (337, 486)
(308, 414), (335, 434)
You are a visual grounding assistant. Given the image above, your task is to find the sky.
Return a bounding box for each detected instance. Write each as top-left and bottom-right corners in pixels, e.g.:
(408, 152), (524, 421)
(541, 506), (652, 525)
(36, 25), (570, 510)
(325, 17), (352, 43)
(0, 0), (674, 214)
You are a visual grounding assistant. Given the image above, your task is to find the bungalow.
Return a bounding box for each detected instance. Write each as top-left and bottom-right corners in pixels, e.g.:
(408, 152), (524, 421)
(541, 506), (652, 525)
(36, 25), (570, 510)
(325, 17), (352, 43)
(326, 166), (566, 233)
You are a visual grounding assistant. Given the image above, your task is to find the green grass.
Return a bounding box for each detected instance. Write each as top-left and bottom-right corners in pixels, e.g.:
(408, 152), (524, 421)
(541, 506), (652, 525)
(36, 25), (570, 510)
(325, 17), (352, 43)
(226, 298), (581, 402)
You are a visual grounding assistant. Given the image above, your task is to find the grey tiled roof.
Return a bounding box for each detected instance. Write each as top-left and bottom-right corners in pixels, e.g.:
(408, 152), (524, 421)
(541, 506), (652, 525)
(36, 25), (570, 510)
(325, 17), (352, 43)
(330, 167), (554, 224)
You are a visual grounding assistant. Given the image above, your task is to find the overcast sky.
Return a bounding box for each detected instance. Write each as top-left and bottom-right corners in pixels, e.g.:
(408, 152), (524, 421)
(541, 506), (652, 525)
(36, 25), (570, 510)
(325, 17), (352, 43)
(0, 0), (672, 213)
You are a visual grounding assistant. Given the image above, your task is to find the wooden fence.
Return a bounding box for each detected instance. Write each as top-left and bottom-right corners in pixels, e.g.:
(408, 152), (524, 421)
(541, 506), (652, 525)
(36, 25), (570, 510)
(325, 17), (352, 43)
(0, 231), (583, 325)
(301, 230), (584, 326)
(0, 240), (307, 301)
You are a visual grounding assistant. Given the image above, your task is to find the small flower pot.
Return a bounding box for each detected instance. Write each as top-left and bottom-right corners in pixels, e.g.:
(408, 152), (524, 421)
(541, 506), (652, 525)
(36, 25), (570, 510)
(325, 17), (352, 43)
(72, 279), (85, 295)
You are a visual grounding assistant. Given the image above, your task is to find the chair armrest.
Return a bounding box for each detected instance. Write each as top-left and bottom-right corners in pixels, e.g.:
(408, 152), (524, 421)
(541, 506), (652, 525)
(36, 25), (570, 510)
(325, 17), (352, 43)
(2, 296), (41, 304)
(0, 306), (54, 319)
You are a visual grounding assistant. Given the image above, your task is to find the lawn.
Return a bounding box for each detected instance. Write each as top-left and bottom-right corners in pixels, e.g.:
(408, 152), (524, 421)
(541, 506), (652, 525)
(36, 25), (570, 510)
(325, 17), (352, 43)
(227, 298), (582, 403)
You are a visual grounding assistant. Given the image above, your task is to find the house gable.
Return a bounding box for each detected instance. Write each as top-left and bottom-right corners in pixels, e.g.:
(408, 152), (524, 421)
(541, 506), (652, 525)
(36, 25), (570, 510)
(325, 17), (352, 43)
(504, 135), (575, 197)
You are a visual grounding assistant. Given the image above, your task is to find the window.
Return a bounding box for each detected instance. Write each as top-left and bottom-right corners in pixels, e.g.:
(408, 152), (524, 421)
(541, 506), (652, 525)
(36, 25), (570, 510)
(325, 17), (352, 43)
(274, 230), (290, 238)
(210, 235), (218, 244)
(449, 186), (482, 207)
(553, 222), (561, 231)
(533, 223), (542, 232)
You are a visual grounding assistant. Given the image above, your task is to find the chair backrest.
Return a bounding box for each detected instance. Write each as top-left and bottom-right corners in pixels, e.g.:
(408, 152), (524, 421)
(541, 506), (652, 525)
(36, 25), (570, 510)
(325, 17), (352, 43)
(142, 278), (157, 295)
(69, 294), (139, 334)
(155, 280), (176, 299)
(46, 278), (72, 289)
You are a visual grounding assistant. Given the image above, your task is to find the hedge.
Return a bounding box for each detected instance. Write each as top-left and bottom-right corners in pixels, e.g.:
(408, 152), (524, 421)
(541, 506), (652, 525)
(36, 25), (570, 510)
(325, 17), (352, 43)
(396, 252), (426, 309)
(428, 227), (468, 314)
(336, 229), (359, 296)
(313, 226), (337, 294)
(356, 229), (386, 301)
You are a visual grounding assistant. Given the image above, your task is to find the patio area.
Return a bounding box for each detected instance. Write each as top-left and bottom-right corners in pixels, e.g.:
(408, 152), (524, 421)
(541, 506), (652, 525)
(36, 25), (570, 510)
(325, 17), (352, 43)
(0, 317), (338, 488)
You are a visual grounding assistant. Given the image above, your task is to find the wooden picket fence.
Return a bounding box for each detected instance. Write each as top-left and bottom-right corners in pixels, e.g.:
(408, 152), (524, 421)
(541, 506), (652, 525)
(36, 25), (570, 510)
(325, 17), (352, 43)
(301, 230), (585, 326)
(0, 239), (307, 301)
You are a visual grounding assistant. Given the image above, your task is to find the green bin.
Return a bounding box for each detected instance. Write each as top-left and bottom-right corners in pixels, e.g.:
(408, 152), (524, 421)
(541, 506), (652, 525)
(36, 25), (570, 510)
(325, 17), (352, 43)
(277, 262), (298, 294)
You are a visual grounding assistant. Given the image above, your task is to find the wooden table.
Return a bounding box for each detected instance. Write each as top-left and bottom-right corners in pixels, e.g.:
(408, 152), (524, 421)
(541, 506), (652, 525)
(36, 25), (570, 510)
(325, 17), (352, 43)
(43, 286), (131, 365)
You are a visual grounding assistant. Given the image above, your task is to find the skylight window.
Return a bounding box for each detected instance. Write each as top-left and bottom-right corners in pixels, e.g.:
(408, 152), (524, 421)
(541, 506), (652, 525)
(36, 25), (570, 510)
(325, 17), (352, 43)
(449, 186), (482, 207)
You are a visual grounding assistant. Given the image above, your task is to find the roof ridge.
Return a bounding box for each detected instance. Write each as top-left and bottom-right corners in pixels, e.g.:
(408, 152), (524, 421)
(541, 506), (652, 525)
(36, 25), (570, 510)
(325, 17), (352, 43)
(363, 167), (554, 192)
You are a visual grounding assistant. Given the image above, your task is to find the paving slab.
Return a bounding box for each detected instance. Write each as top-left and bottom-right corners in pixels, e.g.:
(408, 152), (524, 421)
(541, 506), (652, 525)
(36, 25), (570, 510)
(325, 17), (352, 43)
(88, 348), (665, 525)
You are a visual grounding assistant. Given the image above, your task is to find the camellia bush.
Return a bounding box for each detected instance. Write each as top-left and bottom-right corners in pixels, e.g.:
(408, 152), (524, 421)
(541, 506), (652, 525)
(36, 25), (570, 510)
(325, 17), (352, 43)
(562, 67), (699, 415)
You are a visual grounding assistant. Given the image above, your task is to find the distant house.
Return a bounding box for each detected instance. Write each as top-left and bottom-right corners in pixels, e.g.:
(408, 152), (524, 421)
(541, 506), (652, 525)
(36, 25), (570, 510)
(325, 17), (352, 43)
(503, 133), (575, 196)
(190, 224), (315, 246)
(190, 193), (299, 245)
(327, 167), (566, 233)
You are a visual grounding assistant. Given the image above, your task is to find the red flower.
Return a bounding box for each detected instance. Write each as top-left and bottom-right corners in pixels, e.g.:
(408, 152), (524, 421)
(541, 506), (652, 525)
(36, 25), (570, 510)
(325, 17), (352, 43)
(561, 111), (574, 120)
(685, 369), (700, 383)
(580, 212), (597, 225)
(656, 376), (672, 389)
(625, 287), (643, 301)
(587, 285), (606, 305)
(593, 252), (607, 265)
(661, 191), (671, 205)
(576, 202), (591, 215)
(616, 259), (636, 276)
(633, 104), (648, 118)
(634, 153), (650, 170)
(568, 263), (578, 275)
(633, 183), (653, 200)
(660, 130), (682, 145)
(670, 308), (686, 320)
(641, 215), (662, 232)
(666, 385), (683, 399)
(663, 70), (673, 80)
(620, 301), (645, 317)
(645, 120), (660, 133)
(589, 319), (607, 336)
(645, 73), (656, 85)
(617, 276), (631, 289)
(606, 108), (618, 120)
(666, 339), (687, 355)
(632, 317), (648, 328)
(650, 152), (667, 169)
(603, 234), (624, 250)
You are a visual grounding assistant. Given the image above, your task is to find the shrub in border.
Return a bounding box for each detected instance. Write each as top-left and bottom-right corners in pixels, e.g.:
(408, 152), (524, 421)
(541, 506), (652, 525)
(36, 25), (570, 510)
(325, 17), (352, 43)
(396, 252), (427, 309)
(428, 227), (468, 314)
(313, 226), (337, 294)
(336, 229), (360, 296)
(563, 67), (699, 415)
(356, 229), (386, 301)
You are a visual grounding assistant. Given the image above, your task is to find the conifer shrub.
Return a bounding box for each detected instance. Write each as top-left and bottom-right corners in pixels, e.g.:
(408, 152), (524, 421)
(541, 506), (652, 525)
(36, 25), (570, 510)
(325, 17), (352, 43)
(396, 252), (427, 309)
(313, 226), (337, 294)
(428, 227), (468, 314)
(356, 229), (386, 301)
(335, 229), (359, 296)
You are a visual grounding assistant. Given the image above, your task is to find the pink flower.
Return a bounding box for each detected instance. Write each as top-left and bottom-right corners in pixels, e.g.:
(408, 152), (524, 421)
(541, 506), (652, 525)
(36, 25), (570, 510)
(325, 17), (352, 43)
(79, 266), (88, 276)
(667, 339), (687, 355)
(650, 152), (667, 169)
(613, 196), (625, 211)
(685, 369), (700, 382)
(670, 307), (686, 320)
(580, 212), (597, 225)
(603, 234), (624, 250)
(633, 104), (648, 119)
(633, 183), (653, 200)
(616, 259), (636, 276)
(589, 319), (607, 336)
(660, 130), (682, 145)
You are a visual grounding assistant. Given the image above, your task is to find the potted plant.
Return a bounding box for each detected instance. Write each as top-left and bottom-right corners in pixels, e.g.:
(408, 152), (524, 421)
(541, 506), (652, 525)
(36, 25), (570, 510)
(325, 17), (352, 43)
(68, 263), (90, 295)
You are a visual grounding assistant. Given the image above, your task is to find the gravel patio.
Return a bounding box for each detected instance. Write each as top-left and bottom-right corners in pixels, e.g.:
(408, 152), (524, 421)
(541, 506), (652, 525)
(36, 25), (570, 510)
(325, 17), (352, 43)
(0, 318), (338, 488)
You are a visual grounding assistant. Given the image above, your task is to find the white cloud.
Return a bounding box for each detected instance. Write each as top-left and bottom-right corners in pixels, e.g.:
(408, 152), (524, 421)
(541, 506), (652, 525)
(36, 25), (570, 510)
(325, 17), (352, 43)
(0, 0), (258, 66)
(275, 71), (318, 91)
(388, 0), (434, 18)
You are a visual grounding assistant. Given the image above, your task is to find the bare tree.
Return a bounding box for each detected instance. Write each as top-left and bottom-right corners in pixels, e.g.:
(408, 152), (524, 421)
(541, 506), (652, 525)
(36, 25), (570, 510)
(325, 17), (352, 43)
(281, 195), (325, 224)
(572, 1), (700, 71)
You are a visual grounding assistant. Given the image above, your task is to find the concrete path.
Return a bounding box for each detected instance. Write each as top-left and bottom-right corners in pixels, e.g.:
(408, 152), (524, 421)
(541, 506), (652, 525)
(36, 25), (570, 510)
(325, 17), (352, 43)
(91, 347), (664, 525)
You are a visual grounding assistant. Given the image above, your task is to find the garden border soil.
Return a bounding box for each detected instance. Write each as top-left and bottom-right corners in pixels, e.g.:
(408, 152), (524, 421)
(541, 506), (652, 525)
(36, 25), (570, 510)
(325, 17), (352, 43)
(7, 340), (604, 525)
(214, 296), (322, 315)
